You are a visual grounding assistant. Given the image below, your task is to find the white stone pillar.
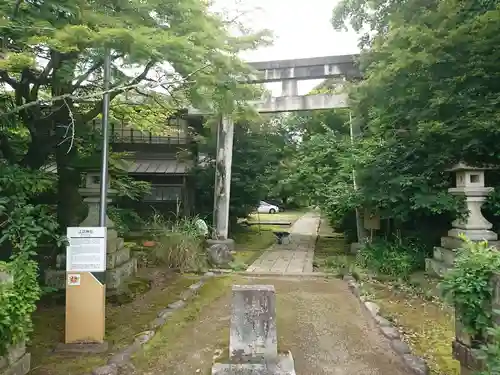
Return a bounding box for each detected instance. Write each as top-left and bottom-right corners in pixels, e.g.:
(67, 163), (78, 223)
(213, 116), (234, 240)
(281, 80), (298, 97)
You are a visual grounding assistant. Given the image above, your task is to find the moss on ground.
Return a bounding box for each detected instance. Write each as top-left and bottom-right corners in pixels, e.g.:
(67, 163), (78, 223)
(29, 271), (197, 375)
(132, 275), (239, 370)
(366, 281), (459, 375)
(313, 236), (357, 277)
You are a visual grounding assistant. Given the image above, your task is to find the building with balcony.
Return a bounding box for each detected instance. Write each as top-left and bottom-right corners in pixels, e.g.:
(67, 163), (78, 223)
(106, 111), (204, 218)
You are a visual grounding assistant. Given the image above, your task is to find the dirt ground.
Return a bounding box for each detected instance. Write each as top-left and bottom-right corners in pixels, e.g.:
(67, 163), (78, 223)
(132, 276), (412, 375)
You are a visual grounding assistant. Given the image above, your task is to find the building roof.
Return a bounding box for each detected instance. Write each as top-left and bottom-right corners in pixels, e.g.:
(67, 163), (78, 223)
(42, 158), (192, 175)
(127, 159), (191, 175)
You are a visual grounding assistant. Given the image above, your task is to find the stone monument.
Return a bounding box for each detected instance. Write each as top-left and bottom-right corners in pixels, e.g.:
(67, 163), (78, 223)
(212, 285), (296, 375)
(45, 170), (136, 290)
(426, 163), (499, 277)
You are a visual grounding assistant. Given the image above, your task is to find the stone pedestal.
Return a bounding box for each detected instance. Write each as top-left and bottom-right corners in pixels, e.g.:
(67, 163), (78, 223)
(0, 342), (30, 375)
(426, 163), (498, 277)
(44, 171), (136, 290)
(212, 285), (296, 375)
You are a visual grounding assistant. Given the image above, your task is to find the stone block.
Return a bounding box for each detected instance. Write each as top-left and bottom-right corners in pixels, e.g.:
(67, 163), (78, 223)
(207, 239), (235, 252)
(455, 320), (472, 347)
(230, 285), (277, 361)
(44, 269), (66, 290)
(452, 340), (483, 372)
(106, 247), (130, 269)
(425, 258), (451, 278)
(447, 228), (497, 242)
(441, 236), (500, 250)
(107, 236), (124, 254)
(106, 257), (137, 290)
(433, 247), (456, 266)
(493, 273), (500, 325)
(0, 342), (26, 371)
(0, 352), (30, 375)
(212, 352), (296, 375)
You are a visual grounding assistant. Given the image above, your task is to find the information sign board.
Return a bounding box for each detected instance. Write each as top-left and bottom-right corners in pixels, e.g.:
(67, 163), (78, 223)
(66, 227), (107, 272)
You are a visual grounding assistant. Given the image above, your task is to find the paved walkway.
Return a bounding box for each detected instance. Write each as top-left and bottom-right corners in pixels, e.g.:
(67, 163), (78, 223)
(246, 211), (320, 273)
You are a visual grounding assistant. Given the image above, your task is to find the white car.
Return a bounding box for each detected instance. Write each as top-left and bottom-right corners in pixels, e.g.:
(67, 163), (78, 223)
(257, 201), (280, 214)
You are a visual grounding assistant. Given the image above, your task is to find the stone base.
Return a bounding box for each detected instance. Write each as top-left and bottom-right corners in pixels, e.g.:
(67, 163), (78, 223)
(452, 340), (483, 373)
(447, 228), (498, 242)
(350, 242), (363, 254)
(44, 257), (137, 290)
(207, 239), (235, 252)
(433, 247), (456, 266)
(107, 246), (131, 269)
(425, 258), (451, 278)
(212, 352), (296, 375)
(106, 257), (137, 290)
(0, 353), (30, 375)
(54, 342), (109, 354)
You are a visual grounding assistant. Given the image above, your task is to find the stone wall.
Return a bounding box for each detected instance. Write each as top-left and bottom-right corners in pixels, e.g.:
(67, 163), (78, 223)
(0, 342), (30, 375)
(452, 272), (500, 374)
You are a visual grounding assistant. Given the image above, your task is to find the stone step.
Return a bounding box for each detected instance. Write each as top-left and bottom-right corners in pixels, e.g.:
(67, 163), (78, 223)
(441, 236), (500, 250)
(425, 258), (452, 278)
(433, 247), (457, 266)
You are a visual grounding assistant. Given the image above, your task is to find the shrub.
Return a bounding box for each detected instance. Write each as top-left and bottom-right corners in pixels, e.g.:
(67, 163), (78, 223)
(0, 255), (40, 355)
(147, 214), (208, 272)
(440, 238), (500, 342)
(356, 236), (426, 279)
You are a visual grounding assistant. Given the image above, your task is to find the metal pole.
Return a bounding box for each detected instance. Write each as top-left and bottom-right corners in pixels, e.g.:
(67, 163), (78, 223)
(98, 49), (111, 227)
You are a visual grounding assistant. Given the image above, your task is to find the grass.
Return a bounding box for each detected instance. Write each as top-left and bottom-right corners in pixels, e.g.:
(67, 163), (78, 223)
(364, 279), (459, 375)
(313, 235), (357, 277)
(132, 275), (238, 371)
(29, 270), (198, 375)
(248, 209), (305, 224)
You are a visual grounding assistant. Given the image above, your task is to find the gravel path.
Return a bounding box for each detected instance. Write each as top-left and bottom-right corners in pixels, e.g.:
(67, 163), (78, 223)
(133, 276), (412, 375)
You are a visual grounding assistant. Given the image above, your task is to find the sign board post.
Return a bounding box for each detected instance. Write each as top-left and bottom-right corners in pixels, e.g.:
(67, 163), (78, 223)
(65, 227), (107, 344)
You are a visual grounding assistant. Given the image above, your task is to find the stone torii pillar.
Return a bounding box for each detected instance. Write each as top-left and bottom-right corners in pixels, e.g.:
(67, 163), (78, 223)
(211, 116), (235, 249)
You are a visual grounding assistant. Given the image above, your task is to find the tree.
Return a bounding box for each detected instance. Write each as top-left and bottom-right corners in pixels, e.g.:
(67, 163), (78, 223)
(0, 0), (270, 229)
(305, 0), (500, 242)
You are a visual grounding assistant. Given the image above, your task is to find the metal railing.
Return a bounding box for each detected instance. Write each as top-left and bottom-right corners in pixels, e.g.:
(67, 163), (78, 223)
(90, 118), (189, 145)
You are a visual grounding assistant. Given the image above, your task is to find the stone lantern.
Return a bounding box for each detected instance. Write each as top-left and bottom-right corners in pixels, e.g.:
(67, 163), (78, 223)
(446, 162), (497, 241)
(426, 162), (498, 277)
(79, 169), (115, 228)
(45, 154), (137, 290)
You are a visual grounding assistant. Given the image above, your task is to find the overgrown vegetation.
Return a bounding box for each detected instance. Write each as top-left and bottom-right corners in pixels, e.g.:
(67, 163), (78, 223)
(441, 239), (500, 344)
(356, 237), (427, 280)
(145, 214), (208, 272)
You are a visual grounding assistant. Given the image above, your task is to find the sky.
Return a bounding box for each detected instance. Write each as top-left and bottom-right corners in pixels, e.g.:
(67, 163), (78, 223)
(213, 0), (361, 94)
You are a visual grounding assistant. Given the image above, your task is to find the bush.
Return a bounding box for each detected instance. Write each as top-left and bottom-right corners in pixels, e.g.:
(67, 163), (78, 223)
(356, 236), (426, 279)
(147, 214), (208, 272)
(440, 238), (500, 342)
(0, 255), (40, 355)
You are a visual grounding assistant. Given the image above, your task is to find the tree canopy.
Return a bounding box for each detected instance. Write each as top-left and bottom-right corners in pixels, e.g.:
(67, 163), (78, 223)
(0, 0), (271, 228)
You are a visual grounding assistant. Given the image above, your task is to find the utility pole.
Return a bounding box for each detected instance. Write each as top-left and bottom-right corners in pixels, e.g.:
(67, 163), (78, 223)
(99, 49), (111, 226)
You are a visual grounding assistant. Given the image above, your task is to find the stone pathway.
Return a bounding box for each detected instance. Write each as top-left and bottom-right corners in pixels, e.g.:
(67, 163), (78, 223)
(246, 211), (319, 273)
(131, 276), (413, 375)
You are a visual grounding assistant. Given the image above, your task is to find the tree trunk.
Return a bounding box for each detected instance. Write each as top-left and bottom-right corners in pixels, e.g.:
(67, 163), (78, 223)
(55, 137), (82, 231)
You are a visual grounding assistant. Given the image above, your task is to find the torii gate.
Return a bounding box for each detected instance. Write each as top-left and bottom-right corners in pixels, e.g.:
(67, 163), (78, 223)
(190, 54), (361, 244)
